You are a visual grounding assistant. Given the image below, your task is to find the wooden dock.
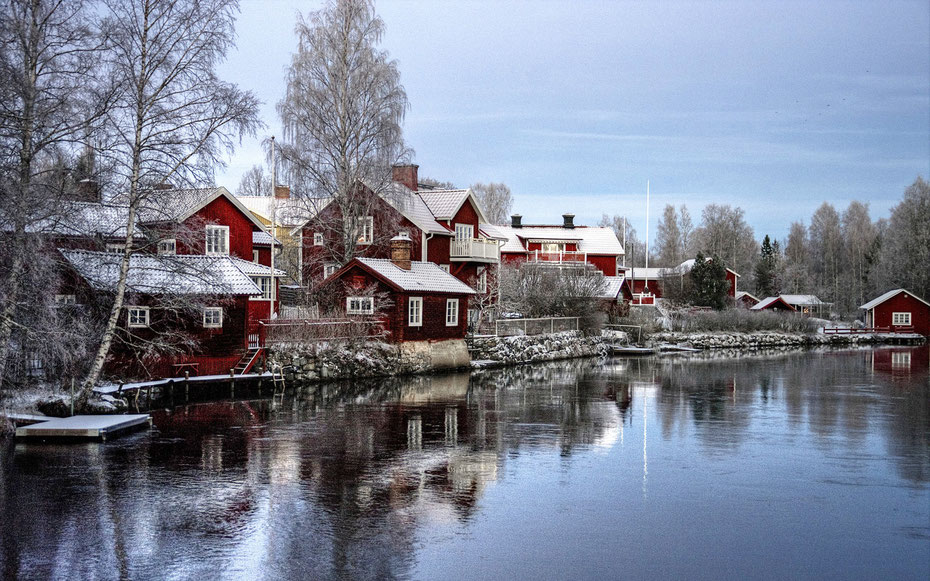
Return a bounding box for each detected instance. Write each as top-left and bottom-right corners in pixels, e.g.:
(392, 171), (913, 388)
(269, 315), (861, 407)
(15, 414), (151, 441)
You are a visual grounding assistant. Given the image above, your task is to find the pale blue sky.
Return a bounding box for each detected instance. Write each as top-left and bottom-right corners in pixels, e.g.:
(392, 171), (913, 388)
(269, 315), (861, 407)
(217, 0), (930, 241)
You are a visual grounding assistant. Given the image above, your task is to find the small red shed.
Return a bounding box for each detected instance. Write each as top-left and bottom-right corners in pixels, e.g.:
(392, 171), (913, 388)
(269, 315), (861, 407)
(751, 296), (797, 312)
(859, 289), (930, 336)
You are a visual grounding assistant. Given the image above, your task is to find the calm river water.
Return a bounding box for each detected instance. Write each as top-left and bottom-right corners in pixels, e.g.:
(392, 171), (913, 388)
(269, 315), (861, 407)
(2, 346), (929, 580)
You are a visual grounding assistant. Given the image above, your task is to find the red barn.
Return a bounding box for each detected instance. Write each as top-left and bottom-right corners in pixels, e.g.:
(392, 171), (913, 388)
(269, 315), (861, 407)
(860, 289), (930, 335)
(320, 235), (475, 343)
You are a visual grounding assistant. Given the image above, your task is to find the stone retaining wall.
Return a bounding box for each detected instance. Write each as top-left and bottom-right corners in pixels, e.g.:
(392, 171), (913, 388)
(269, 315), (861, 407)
(651, 331), (899, 349)
(467, 331), (610, 366)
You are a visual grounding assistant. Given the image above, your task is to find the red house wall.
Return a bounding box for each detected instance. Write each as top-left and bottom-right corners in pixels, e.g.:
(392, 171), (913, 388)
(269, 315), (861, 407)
(872, 293), (930, 335)
(180, 195), (256, 260)
(427, 235), (451, 266)
(588, 255), (617, 276)
(255, 246), (271, 266)
(449, 199), (480, 232)
(726, 271), (738, 298)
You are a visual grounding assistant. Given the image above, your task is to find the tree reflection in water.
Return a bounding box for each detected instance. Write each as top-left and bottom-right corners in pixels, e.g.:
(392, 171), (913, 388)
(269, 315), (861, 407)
(1, 345), (927, 580)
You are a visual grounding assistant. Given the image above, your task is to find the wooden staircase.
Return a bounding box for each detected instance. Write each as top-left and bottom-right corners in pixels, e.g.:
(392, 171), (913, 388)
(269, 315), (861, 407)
(233, 348), (262, 375)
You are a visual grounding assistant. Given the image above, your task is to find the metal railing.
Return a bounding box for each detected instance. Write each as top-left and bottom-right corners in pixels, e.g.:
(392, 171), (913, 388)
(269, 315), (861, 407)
(493, 316), (580, 337)
(451, 238), (500, 260)
(528, 250), (587, 264)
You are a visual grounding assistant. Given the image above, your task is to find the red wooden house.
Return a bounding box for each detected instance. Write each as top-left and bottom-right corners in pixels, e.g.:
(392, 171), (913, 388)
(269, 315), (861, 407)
(496, 214), (625, 276)
(751, 296), (797, 312)
(859, 289), (930, 335)
(58, 249), (266, 378)
(621, 259), (740, 305)
(319, 234), (475, 343)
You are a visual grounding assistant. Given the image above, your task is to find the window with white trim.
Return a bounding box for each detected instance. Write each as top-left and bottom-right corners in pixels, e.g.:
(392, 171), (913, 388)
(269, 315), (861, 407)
(250, 276), (272, 300)
(157, 238), (176, 255)
(54, 294), (76, 305)
(408, 297), (423, 327)
(446, 298), (459, 326)
(346, 296), (374, 315)
(323, 263), (338, 279)
(346, 216), (374, 245)
(253, 249), (260, 263)
(892, 312), (911, 326)
(477, 266), (488, 293)
(127, 307), (150, 328)
(203, 307), (223, 328)
(313, 232), (324, 246)
(205, 225), (229, 255)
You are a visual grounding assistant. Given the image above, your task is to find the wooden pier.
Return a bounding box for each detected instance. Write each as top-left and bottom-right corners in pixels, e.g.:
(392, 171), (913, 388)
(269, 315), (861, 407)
(15, 414), (151, 441)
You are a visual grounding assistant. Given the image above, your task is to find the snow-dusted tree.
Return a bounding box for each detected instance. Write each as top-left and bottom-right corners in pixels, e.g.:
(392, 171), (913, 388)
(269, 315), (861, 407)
(277, 0), (410, 266)
(419, 177), (456, 189)
(599, 213), (641, 268)
(236, 164), (271, 196)
(877, 177), (930, 300)
(498, 263), (607, 332)
(809, 202), (843, 305)
(691, 204), (756, 277)
(0, 0), (106, 387)
(654, 204), (683, 267)
(76, 0), (261, 404)
(471, 182), (512, 224)
(781, 220), (809, 294)
(840, 200), (877, 313)
(689, 252), (729, 310)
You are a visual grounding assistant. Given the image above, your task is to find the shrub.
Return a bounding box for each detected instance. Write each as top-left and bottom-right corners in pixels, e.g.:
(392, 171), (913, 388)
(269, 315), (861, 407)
(667, 309), (819, 333)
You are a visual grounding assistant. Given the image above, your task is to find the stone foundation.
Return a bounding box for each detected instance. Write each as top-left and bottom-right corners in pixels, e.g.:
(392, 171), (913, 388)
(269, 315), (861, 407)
(467, 331), (610, 366)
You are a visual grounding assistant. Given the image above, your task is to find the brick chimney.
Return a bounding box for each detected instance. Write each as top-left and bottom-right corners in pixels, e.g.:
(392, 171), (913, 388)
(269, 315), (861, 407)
(274, 184), (290, 199)
(511, 214), (522, 228)
(392, 164), (419, 192)
(563, 213), (575, 229)
(390, 232), (412, 270)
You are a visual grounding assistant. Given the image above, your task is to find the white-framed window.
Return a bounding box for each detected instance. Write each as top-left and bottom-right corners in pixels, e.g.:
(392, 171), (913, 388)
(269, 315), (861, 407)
(203, 307), (223, 328)
(127, 306), (150, 328)
(205, 225), (229, 255)
(446, 298), (459, 326)
(313, 232), (324, 246)
(454, 223), (474, 242)
(477, 266), (488, 294)
(106, 243), (125, 253)
(892, 312), (911, 326)
(347, 216), (374, 245)
(157, 238), (176, 255)
(253, 249), (260, 263)
(439, 264), (450, 273)
(541, 242), (565, 253)
(250, 276), (272, 300)
(54, 294), (76, 305)
(346, 296), (374, 315)
(408, 297), (423, 327)
(323, 263), (338, 279)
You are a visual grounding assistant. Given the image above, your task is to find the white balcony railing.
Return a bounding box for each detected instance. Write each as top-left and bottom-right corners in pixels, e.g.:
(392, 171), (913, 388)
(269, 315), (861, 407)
(528, 250), (588, 264)
(451, 238), (500, 261)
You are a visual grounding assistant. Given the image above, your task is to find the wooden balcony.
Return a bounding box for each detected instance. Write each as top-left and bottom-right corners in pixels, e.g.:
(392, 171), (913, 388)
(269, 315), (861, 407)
(450, 238), (500, 262)
(526, 250), (588, 264)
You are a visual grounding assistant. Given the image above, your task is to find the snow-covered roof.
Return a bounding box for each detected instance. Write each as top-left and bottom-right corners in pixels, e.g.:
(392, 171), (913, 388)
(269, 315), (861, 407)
(495, 225), (624, 255)
(599, 275), (626, 299)
(251, 231), (281, 246)
(859, 289), (930, 310)
(736, 291), (760, 302)
(354, 258), (475, 294)
(24, 202), (139, 239)
(59, 249), (261, 296)
(380, 182), (451, 235)
(135, 187), (268, 232)
(417, 188), (489, 223)
(780, 294), (826, 306)
(228, 256), (287, 278)
(751, 296), (796, 311)
(623, 266), (673, 280)
(479, 223), (509, 240)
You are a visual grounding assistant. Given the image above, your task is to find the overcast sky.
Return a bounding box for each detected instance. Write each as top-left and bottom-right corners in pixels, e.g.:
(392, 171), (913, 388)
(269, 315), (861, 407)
(217, 0), (930, 241)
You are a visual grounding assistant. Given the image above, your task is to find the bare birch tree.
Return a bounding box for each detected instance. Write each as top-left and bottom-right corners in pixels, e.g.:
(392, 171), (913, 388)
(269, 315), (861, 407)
(236, 164), (271, 196)
(840, 201), (876, 313)
(0, 0), (105, 387)
(654, 204), (683, 267)
(277, 0), (409, 266)
(76, 0), (260, 405)
(809, 202), (843, 305)
(692, 204), (756, 276)
(471, 182), (512, 224)
(877, 177), (930, 300)
(781, 221), (808, 294)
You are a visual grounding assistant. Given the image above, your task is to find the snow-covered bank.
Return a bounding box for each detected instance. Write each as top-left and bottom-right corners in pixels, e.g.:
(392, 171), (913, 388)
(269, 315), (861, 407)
(651, 331), (923, 349)
(467, 331), (611, 367)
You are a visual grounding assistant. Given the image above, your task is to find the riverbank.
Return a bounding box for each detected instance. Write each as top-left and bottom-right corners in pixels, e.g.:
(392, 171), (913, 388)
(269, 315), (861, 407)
(651, 330), (924, 349)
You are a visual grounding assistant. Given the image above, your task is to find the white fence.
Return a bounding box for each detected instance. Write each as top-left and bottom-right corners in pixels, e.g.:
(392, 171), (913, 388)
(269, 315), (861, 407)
(493, 316), (580, 337)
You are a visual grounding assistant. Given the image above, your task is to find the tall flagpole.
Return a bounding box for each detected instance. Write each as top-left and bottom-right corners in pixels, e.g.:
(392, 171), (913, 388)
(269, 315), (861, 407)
(644, 180), (650, 293)
(270, 136), (276, 313)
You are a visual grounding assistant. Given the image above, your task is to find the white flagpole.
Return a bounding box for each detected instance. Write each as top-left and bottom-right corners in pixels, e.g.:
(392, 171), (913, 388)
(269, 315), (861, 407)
(270, 136), (276, 313)
(644, 180), (650, 293)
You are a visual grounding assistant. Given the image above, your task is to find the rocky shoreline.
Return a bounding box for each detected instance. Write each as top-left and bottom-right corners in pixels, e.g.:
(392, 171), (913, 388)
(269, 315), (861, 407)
(651, 330), (924, 349)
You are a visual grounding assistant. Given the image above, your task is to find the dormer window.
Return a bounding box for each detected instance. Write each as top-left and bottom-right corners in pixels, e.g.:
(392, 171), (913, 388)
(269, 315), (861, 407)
(157, 239), (176, 255)
(205, 225), (229, 255)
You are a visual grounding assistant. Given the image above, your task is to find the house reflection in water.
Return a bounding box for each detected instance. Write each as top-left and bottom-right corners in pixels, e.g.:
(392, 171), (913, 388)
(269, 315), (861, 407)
(867, 345), (929, 379)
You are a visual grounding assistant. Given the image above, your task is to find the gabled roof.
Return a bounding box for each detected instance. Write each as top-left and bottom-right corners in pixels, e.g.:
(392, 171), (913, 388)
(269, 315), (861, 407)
(59, 249), (261, 296)
(417, 188), (489, 223)
(478, 223), (510, 241)
(136, 187), (268, 232)
(599, 275), (626, 299)
(347, 258), (475, 295)
(228, 256), (287, 278)
(252, 231), (281, 247)
(380, 182), (451, 235)
(495, 225), (624, 255)
(25, 202), (140, 239)
(859, 289), (930, 311)
(780, 294), (826, 306)
(237, 195), (322, 228)
(751, 296), (796, 311)
(735, 291), (760, 303)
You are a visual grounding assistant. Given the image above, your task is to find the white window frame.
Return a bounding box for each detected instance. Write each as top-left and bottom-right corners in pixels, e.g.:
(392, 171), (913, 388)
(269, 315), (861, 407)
(358, 216), (374, 245)
(157, 238), (176, 255)
(477, 266), (488, 294)
(446, 298), (459, 326)
(54, 294), (76, 305)
(127, 307), (150, 328)
(408, 297), (423, 327)
(253, 249), (260, 263)
(205, 225), (229, 256)
(250, 276), (272, 300)
(323, 263), (338, 279)
(313, 232), (324, 246)
(203, 307), (223, 328)
(346, 296), (374, 315)
(892, 312), (911, 326)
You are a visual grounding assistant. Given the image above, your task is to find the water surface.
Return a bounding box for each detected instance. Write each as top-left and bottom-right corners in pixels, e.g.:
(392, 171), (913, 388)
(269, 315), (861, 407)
(2, 346), (928, 580)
